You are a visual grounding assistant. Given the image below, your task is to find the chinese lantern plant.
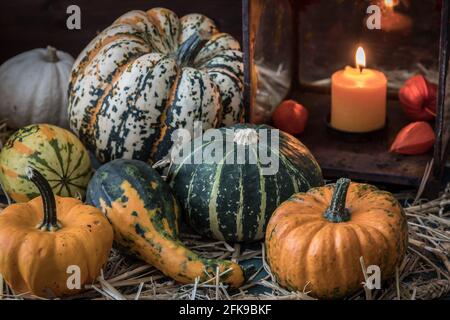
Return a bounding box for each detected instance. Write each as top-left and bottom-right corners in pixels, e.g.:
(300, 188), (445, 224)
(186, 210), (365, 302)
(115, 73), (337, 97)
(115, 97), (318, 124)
(399, 75), (437, 121)
(272, 100), (309, 135)
(0, 168), (113, 298)
(87, 159), (247, 288)
(390, 122), (436, 155)
(266, 178), (408, 299)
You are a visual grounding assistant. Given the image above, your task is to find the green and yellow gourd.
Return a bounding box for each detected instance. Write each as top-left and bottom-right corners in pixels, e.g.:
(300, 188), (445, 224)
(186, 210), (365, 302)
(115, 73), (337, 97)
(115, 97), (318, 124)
(168, 124), (324, 242)
(87, 159), (246, 288)
(0, 124), (92, 202)
(69, 8), (244, 164)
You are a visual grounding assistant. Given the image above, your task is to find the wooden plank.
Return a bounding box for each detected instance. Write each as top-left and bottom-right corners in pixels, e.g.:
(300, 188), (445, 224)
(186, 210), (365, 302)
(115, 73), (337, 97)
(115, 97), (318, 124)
(291, 92), (432, 187)
(0, 0), (243, 63)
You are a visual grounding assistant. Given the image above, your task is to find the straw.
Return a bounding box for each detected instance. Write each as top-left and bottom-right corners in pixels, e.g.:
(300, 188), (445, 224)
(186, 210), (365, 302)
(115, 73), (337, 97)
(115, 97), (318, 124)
(0, 118), (448, 300)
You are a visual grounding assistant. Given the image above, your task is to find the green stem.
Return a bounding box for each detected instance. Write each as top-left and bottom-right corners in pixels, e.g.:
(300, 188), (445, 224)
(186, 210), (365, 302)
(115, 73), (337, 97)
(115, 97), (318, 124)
(324, 178), (351, 223)
(27, 167), (61, 232)
(176, 32), (209, 67)
(46, 46), (59, 63)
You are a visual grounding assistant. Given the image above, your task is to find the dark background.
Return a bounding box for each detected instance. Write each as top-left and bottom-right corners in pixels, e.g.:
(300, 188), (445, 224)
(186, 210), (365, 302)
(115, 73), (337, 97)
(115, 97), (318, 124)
(0, 0), (244, 63)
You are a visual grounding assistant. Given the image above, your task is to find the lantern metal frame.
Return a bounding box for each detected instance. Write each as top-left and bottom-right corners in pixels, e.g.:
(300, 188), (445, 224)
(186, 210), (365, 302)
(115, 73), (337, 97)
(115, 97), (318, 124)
(244, 0), (450, 195)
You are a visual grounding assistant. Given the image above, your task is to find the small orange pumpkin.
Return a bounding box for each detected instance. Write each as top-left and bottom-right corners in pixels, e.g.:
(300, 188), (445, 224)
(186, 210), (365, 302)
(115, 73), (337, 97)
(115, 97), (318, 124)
(266, 178), (408, 299)
(0, 168), (113, 298)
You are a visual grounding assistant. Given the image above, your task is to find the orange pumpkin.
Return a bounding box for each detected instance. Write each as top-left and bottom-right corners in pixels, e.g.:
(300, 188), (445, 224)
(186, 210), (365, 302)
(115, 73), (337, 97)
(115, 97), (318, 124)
(266, 178), (408, 299)
(0, 168), (113, 298)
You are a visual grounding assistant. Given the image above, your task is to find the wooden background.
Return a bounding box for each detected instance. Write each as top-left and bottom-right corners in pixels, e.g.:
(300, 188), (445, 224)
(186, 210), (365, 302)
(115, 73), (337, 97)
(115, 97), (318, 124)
(0, 0), (244, 63)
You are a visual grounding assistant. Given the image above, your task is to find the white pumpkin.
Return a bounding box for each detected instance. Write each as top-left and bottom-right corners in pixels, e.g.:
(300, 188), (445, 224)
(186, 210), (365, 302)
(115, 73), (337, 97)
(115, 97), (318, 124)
(0, 47), (74, 129)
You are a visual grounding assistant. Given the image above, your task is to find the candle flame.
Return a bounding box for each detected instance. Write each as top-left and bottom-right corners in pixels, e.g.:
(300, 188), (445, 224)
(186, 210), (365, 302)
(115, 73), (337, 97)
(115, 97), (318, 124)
(356, 47), (366, 70)
(384, 0), (398, 8)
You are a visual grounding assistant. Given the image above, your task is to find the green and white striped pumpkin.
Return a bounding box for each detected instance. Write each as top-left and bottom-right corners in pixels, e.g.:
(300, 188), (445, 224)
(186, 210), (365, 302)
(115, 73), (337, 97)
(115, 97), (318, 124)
(168, 124), (324, 242)
(69, 8), (243, 165)
(0, 124), (92, 203)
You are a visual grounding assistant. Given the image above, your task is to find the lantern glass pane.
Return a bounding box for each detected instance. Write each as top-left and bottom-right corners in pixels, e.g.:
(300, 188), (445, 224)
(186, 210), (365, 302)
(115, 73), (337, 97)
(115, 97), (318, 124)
(298, 0), (441, 90)
(251, 0), (293, 124)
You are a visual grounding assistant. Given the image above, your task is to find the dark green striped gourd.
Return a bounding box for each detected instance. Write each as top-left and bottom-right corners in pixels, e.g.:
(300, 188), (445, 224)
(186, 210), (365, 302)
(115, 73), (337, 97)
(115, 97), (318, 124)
(168, 124), (324, 242)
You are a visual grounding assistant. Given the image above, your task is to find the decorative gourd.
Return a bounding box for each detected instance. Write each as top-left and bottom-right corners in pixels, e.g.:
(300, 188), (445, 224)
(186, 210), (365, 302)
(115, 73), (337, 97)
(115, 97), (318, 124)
(168, 124), (324, 242)
(266, 178), (408, 299)
(69, 8), (244, 164)
(0, 168), (113, 298)
(0, 47), (74, 129)
(0, 124), (92, 202)
(87, 159), (246, 288)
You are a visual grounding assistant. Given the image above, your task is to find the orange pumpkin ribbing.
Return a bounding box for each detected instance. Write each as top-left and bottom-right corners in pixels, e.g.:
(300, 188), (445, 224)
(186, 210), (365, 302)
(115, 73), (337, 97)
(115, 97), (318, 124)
(266, 180), (408, 299)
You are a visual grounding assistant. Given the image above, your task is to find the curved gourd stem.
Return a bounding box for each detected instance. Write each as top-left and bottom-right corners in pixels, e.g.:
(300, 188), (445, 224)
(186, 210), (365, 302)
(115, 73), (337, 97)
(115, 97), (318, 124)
(46, 46), (59, 63)
(26, 167), (61, 232)
(324, 178), (351, 223)
(176, 32), (209, 67)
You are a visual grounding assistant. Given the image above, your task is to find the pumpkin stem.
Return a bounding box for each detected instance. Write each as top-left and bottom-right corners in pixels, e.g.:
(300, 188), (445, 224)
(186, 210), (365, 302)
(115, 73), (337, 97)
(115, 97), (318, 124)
(324, 178), (351, 223)
(26, 167), (61, 232)
(234, 129), (259, 146)
(176, 32), (209, 67)
(46, 46), (59, 63)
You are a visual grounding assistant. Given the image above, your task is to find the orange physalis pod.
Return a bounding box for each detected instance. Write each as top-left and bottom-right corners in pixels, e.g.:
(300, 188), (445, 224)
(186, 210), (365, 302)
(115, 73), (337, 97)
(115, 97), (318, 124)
(272, 100), (309, 136)
(399, 75), (437, 121)
(390, 122), (436, 155)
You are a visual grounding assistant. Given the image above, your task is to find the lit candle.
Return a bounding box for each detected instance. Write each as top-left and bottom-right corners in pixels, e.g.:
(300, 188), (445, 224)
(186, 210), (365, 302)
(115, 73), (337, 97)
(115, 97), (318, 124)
(331, 47), (387, 133)
(382, 0), (413, 34)
(384, 0), (396, 8)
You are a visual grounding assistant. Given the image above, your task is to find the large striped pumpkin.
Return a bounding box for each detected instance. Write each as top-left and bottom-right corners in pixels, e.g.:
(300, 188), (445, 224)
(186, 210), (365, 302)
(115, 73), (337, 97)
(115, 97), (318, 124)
(69, 8), (244, 164)
(168, 124), (324, 242)
(0, 124), (92, 202)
